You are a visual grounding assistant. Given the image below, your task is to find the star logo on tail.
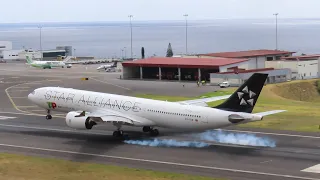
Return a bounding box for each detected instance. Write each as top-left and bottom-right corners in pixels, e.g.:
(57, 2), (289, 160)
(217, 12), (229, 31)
(237, 86), (256, 106)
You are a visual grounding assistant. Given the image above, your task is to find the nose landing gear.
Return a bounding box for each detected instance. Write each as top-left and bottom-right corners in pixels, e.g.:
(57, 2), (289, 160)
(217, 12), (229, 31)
(46, 110), (52, 120)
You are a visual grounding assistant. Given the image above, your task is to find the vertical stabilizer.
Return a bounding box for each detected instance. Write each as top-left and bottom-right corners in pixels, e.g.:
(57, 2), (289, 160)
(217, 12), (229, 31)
(214, 73), (268, 113)
(26, 56), (33, 64)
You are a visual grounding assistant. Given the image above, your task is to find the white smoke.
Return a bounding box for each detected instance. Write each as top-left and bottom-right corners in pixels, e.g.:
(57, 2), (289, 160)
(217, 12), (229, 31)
(123, 130), (276, 148)
(194, 129), (276, 147)
(124, 138), (209, 148)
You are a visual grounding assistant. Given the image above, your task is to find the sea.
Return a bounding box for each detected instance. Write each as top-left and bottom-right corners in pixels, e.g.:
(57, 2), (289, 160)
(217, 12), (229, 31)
(0, 18), (320, 58)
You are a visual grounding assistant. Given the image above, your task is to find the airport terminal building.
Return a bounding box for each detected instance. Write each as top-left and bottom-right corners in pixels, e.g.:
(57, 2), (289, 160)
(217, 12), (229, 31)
(122, 49), (293, 85)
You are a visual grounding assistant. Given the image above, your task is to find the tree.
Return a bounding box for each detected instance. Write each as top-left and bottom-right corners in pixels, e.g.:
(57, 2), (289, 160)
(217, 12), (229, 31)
(166, 43), (173, 57)
(141, 47), (145, 59)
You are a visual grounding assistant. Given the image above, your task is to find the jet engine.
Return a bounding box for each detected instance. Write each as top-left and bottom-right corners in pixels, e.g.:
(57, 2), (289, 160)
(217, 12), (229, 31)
(228, 113), (263, 124)
(65, 111), (96, 130)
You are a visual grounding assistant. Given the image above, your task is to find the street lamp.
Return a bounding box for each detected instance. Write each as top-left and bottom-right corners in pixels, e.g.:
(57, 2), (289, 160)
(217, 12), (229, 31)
(121, 48), (124, 59)
(38, 26), (43, 60)
(128, 15), (133, 59)
(273, 13), (278, 50)
(183, 14), (188, 55)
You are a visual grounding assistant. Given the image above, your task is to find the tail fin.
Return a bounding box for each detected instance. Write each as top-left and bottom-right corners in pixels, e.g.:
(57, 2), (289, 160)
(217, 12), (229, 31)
(214, 73), (268, 113)
(26, 56), (33, 64)
(112, 61), (117, 67)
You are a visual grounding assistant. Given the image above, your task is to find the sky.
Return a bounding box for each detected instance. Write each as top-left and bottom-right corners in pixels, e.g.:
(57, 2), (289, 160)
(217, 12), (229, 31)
(1, 0), (320, 23)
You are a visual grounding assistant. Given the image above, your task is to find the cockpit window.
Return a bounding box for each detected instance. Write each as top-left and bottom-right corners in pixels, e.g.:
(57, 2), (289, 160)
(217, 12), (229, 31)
(31, 91), (35, 95)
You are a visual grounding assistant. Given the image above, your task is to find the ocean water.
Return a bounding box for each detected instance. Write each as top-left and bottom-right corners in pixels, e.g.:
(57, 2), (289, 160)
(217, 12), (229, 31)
(0, 19), (320, 58)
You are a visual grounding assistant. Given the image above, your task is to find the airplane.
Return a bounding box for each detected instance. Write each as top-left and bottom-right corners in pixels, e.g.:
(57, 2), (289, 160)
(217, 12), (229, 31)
(27, 73), (286, 138)
(97, 61), (117, 71)
(25, 56), (70, 69)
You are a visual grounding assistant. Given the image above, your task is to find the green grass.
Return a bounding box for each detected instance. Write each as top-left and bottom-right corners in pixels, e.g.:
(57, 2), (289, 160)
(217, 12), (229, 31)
(0, 153), (226, 180)
(136, 80), (320, 133)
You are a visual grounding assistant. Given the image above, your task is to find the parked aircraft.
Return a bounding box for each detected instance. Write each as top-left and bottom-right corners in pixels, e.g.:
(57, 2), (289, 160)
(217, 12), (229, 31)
(26, 56), (70, 69)
(27, 73), (285, 138)
(97, 61), (117, 71)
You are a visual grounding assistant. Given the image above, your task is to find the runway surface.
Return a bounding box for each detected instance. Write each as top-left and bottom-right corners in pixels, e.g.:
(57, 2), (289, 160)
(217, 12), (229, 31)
(0, 63), (320, 180)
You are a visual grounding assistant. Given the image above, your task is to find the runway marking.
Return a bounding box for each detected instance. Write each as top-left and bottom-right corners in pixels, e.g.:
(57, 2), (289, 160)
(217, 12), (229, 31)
(16, 106), (38, 108)
(90, 77), (131, 91)
(5, 80), (55, 116)
(222, 129), (320, 139)
(0, 124), (108, 135)
(0, 111), (64, 118)
(302, 164), (320, 174)
(12, 86), (30, 89)
(8, 89), (29, 92)
(0, 116), (16, 120)
(0, 143), (318, 180)
(25, 82), (42, 85)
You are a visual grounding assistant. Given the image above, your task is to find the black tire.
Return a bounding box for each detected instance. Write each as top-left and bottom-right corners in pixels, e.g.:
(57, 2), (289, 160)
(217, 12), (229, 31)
(143, 126), (151, 132)
(150, 129), (159, 136)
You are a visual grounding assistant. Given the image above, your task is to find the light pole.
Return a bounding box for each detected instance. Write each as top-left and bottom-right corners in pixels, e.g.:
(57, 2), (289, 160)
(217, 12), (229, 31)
(183, 14), (188, 55)
(39, 26), (43, 60)
(124, 47), (127, 59)
(73, 48), (76, 58)
(121, 48), (124, 59)
(128, 15), (133, 59)
(273, 13), (278, 50)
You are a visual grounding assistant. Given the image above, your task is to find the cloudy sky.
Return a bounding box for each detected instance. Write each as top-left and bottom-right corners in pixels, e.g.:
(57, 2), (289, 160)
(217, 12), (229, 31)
(1, 0), (319, 23)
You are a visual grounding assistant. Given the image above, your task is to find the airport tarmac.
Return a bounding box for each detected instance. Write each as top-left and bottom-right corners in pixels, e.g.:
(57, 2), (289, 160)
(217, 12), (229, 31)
(0, 63), (320, 180)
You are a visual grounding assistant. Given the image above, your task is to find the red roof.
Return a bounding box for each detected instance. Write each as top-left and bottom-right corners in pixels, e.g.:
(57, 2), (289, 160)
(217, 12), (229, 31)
(217, 68), (275, 74)
(122, 57), (248, 68)
(281, 54), (320, 61)
(199, 49), (295, 58)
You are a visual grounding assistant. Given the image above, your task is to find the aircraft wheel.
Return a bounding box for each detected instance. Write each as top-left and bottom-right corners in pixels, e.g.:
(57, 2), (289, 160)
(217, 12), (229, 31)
(142, 126), (151, 132)
(113, 130), (123, 137)
(150, 129), (159, 136)
(46, 115), (52, 120)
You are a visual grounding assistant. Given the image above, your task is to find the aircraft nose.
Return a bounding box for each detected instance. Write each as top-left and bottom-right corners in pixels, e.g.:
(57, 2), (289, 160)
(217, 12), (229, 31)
(28, 91), (35, 101)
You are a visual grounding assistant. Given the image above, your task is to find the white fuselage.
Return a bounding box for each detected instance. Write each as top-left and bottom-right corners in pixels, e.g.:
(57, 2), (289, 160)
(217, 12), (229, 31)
(33, 61), (66, 67)
(28, 87), (261, 131)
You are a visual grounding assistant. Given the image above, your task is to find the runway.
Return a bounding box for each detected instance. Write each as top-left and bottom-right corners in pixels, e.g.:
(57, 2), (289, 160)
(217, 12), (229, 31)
(0, 63), (320, 180)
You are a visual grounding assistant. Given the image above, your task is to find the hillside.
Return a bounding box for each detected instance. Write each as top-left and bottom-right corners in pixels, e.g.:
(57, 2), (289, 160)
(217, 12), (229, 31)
(269, 79), (320, 102)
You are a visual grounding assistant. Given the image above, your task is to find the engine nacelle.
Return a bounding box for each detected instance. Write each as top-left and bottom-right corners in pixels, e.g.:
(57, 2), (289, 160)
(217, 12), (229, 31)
(65, 111), (96, 130)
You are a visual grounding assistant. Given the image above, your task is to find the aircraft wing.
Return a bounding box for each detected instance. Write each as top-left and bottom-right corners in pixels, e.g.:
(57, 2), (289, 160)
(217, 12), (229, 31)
(177, 95), (231, 107)
(82, 108), (156, 126)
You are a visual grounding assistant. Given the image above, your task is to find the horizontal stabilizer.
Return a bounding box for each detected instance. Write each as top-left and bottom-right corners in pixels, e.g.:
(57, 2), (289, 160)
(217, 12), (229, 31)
(253, 110), (286, 116)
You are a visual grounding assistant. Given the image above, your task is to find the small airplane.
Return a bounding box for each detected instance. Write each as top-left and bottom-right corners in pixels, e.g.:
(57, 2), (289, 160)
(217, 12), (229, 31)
(26, 56), (70, 69)
(27, 73), (286, 138)
(97, 61), (117, 71)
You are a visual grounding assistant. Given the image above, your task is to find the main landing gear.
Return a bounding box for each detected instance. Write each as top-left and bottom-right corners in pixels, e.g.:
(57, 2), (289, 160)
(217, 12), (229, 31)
(143, 126), (159, 136)
(112, 123), (129, 139)
(46, 109), (52, 120)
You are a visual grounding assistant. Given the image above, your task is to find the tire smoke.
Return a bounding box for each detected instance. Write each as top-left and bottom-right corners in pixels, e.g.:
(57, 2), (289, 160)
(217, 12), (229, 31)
(124, 138), (209, 148)
(194, 129), (276, 147)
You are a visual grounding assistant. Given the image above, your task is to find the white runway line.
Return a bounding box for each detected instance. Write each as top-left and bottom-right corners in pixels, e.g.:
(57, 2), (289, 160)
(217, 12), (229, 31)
(0, 116), (17, 120)
(0, 142), (318, 180)
(302, 164), (320, 174)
